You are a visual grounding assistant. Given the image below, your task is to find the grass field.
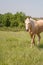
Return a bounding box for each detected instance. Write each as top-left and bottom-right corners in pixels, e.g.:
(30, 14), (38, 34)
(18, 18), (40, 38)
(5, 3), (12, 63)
(0, 31), (43, 65)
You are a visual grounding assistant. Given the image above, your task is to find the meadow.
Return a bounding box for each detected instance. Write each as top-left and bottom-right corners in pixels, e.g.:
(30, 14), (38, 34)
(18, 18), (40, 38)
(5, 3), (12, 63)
(0, 31), (43, 65)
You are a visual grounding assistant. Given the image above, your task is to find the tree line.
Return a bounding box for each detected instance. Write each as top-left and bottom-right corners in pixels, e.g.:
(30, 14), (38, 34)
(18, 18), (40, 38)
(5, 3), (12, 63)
(0, 12), (26, 28)
(0, 12), (42, 31)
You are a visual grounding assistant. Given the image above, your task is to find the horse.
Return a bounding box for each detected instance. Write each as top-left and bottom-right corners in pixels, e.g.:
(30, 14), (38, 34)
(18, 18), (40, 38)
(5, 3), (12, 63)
(25, 17), (43, 47)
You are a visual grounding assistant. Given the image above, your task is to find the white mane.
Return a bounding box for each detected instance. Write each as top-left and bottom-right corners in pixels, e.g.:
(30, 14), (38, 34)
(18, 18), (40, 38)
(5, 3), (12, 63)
(30, 18), (36, 30)
(30, 18), (36, 22)
(25, 18), (30, 24)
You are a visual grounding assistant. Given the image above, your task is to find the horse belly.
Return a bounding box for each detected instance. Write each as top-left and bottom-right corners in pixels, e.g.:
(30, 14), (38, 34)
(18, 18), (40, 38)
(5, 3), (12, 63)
(39, 26), (43, 32)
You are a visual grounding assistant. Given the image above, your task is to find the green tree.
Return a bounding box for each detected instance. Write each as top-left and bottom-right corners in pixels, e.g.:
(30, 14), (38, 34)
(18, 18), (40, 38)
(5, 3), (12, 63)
(5, 17), (10, 27)
(0, 14), (3, 27)
(3, 13), (13, 27)
(13, 12), (26, 27)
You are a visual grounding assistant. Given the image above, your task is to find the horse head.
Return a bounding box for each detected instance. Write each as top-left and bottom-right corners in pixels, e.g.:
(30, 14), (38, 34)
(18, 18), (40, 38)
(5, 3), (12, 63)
(25, 17), (32, 31)
(25, 17), (36, 32)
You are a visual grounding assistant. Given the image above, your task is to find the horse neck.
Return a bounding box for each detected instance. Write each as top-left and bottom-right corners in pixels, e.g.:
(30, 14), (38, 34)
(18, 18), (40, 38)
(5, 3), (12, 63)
(30, 20), (35, 27)
(29, 20), (35, 32)
(30, 18), (36, 22)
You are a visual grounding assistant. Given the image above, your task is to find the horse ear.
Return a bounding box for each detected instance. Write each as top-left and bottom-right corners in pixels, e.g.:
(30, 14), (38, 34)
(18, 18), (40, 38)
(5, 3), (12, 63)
(29, 16), (32, 19)
(25, 16), (32, 20)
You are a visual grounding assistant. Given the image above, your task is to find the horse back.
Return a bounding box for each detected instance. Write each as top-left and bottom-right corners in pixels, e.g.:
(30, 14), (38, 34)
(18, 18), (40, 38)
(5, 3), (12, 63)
(37, 20), (43, 33)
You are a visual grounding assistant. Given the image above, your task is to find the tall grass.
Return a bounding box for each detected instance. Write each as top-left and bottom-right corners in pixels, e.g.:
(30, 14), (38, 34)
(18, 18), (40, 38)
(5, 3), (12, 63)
(0, 31), (43, 65)
(0, 27), (25, 32)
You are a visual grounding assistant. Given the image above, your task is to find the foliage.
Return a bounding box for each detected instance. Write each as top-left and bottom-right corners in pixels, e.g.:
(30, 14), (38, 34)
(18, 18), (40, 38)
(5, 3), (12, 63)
(5, 17), (11, 27)
(0, 12), (26, 28)
(0, 12), (26, 31)
(0, 12), (43, 31)
(0, 14), (3, 27)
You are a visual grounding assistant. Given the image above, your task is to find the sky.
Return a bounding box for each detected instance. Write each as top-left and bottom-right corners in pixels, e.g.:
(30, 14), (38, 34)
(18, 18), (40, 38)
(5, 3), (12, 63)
(0, 0), (43, 17)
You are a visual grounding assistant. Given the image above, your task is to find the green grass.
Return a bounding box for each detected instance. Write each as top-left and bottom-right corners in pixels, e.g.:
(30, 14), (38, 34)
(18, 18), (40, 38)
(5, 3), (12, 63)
(0, 31), (43, 65)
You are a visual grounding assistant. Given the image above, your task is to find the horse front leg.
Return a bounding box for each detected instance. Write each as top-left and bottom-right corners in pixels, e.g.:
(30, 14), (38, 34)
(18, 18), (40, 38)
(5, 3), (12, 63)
(31, 34), (35, 47)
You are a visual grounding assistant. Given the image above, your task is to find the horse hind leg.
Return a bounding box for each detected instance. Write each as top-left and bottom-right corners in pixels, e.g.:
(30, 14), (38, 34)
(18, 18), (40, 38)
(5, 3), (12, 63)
(37, 34), (41, 46)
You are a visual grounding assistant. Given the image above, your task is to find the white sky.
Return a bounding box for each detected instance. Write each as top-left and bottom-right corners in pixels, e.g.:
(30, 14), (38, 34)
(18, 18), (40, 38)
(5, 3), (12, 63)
(0, 0), (43, 17)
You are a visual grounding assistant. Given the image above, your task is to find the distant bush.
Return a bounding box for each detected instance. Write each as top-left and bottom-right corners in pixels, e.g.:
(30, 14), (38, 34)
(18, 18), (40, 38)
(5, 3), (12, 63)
(4, 18), (11, 27)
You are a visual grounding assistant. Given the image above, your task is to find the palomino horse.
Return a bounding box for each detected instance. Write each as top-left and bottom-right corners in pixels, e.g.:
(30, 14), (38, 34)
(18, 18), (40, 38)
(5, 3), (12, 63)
(25, 17), (43, 46)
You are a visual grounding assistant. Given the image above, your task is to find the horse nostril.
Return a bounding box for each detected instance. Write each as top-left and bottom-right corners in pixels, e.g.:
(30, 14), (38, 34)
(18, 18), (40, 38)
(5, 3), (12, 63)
(26, 29), (28, 32)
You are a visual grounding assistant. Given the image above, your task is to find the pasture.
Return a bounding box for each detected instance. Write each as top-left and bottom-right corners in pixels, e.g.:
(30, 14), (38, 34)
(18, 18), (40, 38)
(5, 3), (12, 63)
(0, 31), (43, 65)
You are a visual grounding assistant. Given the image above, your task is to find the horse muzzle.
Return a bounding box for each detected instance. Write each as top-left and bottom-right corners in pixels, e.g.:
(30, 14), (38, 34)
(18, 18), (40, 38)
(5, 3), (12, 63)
(26, 29), (29, 32)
